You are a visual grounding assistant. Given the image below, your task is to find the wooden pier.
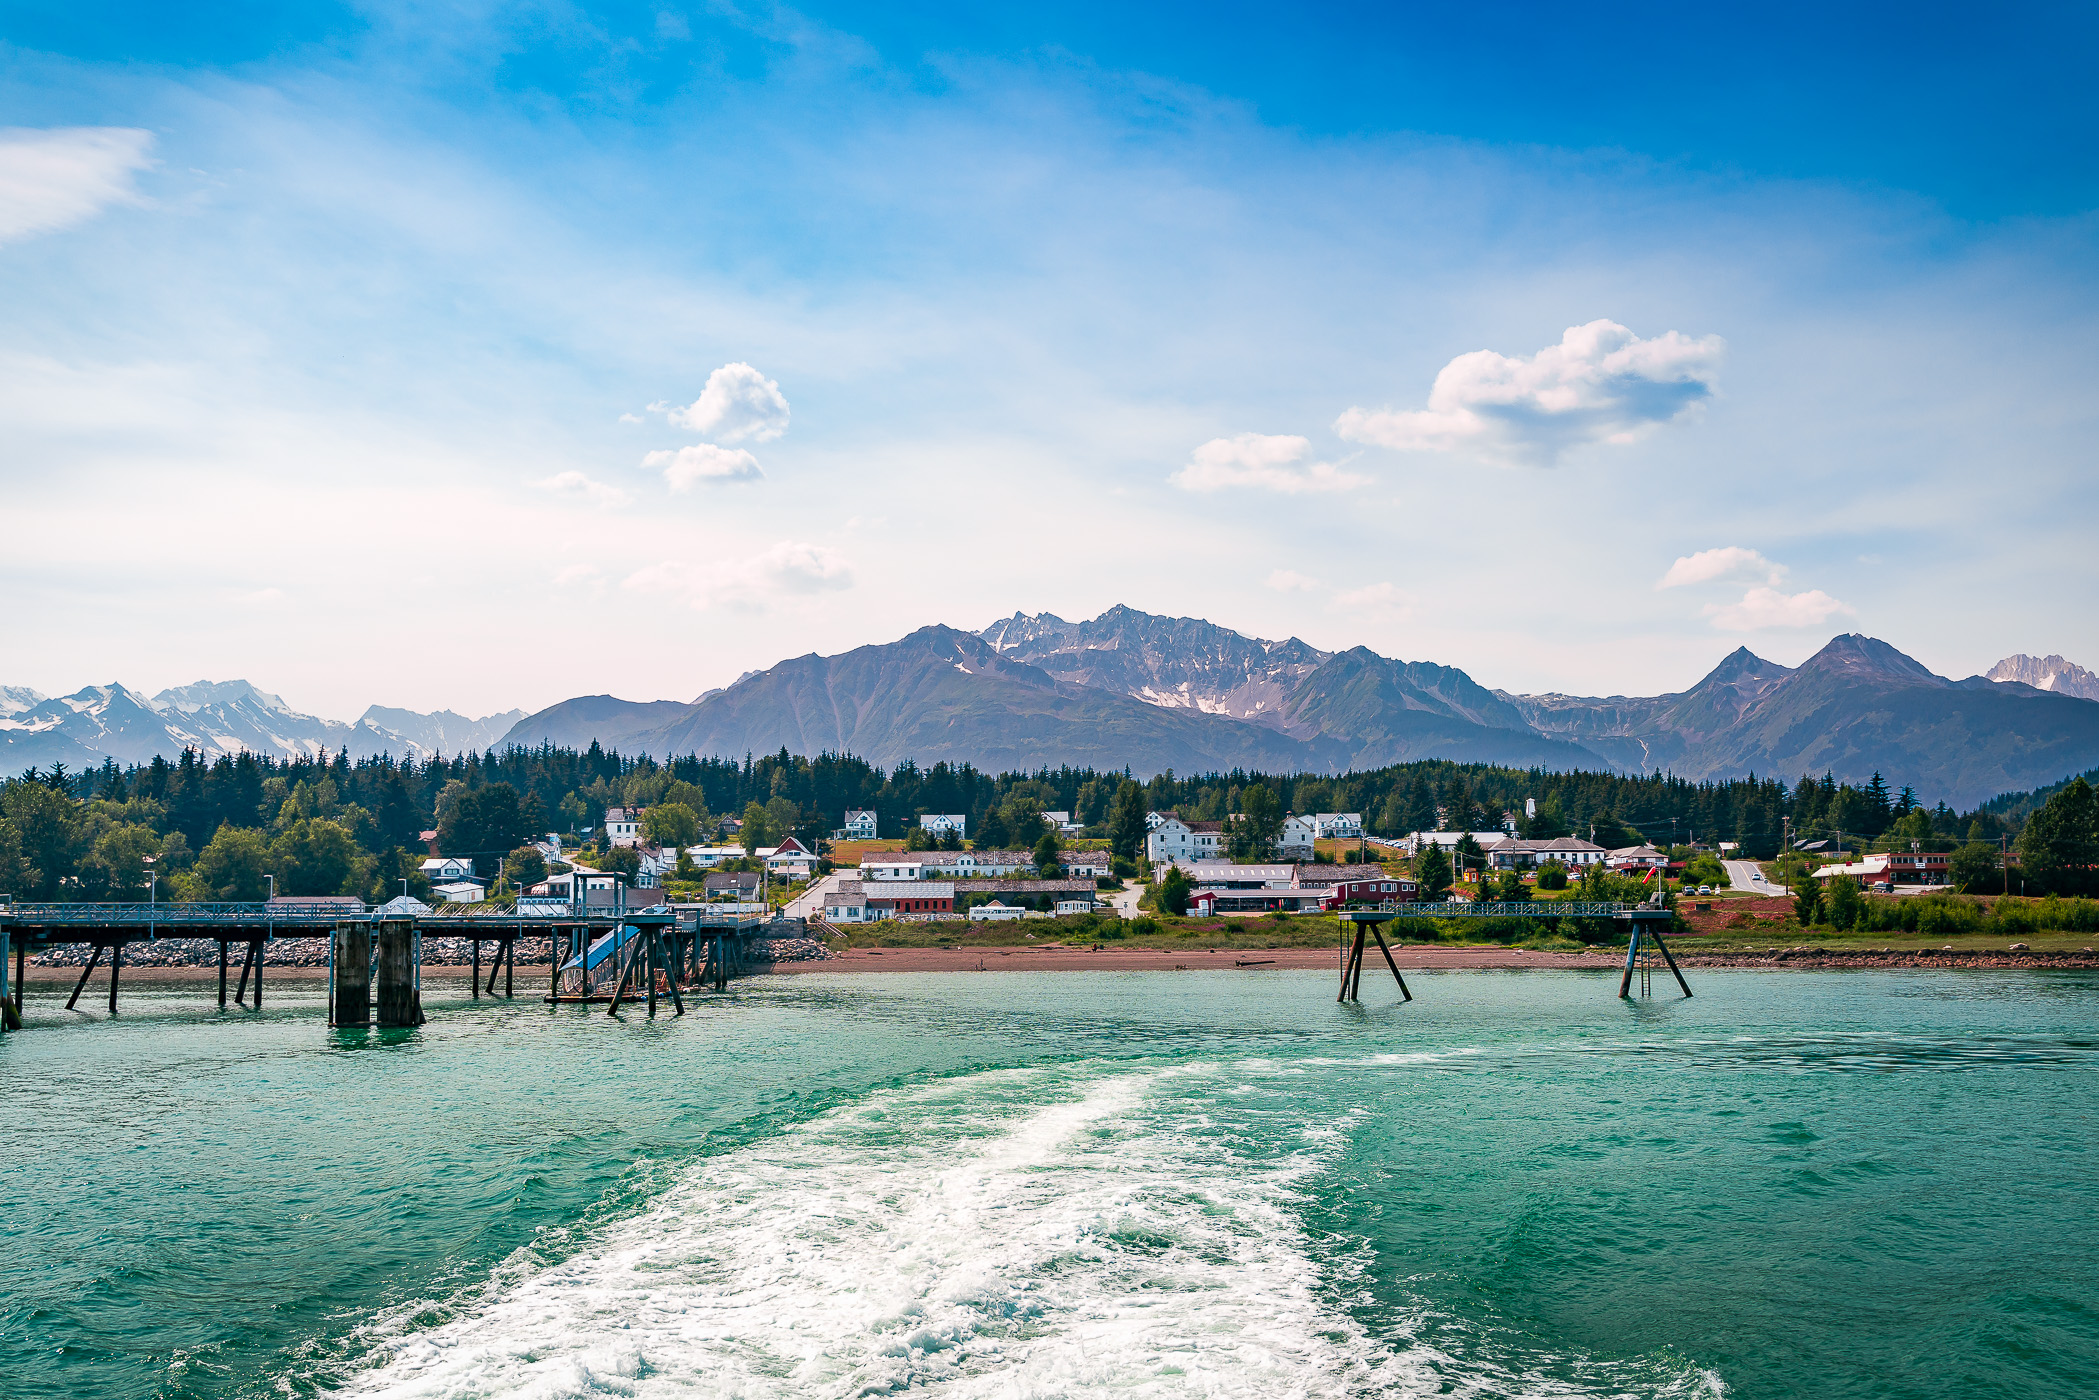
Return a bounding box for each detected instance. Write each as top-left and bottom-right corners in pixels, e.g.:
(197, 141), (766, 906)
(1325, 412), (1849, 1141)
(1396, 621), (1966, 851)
(0, 898), (777, 1030)
(1330, 897), (1689, 1002)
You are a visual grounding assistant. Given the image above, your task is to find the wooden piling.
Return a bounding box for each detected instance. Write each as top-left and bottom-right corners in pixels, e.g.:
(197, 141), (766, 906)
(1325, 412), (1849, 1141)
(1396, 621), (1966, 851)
(375, 918), (422, 1027)
(217, 939), (228, 1008)
(471, 937), (481, 999)
(252, 939), (262, 1009)
(107, 940), (122, 1014)
(1371, 928), (1412, 1002)
(1338, 926), (1367, 1001)
(331, 921), (372, 1027)
(233, 941), (254, 1007)
(66, 945), (103, 1011)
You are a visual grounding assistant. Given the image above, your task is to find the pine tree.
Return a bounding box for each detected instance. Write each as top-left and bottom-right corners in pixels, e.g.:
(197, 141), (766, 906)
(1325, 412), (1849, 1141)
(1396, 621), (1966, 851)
(2017, 777), (2099, 897)
(1414, 843), (1453, 900)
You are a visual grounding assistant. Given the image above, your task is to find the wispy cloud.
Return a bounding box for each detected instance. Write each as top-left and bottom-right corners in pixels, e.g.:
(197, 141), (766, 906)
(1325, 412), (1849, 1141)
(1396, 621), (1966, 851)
(1656, 545), (1783, 589)
(652, 362), (790, 443)
(1266, 569), (1319, 592)
(1337, 320), (1723, 466)
(624, 539), (852, 609)
(642, 444), (764, 489)
(1704, 586), (1854, 631)
(537, 469), (631, 507)
(0, 127), (155, 243)
(1334, 581), (1414, 613)
(1171, 433), (1369, 494)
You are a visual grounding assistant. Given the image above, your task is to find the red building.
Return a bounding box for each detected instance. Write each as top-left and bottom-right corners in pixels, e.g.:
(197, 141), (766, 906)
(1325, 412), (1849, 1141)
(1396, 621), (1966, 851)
(1319, 877), (1418, 909)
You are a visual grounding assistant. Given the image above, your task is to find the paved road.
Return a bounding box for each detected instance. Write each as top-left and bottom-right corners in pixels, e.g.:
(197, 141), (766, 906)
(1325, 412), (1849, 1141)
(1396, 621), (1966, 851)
(1724, 859), (1782, 896)
(1109, 880), (1147, 919)
(784, 871), (848, 919)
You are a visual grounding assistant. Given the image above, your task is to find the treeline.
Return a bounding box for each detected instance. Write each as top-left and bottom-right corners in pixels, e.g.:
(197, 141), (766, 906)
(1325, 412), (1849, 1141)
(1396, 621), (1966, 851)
(0, 743), (2062, 904)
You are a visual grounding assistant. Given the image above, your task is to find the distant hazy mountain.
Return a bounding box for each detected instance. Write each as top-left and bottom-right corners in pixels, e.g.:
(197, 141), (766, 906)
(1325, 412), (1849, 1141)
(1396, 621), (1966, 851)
(358, 705), (525, 756)
(1507, 635), (2099, 806)
(0, 686), (46, 718)
(980, 606), (1330, 724)
(1988, 654), (2099, 701)
(501, 611), (2099, 803)
(502, 615), (1608, 777)
(0, 680), (524, 771)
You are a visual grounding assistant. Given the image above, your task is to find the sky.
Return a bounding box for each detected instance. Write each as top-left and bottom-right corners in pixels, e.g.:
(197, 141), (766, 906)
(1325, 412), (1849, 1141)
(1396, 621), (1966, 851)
(2, 0), (2095, 724)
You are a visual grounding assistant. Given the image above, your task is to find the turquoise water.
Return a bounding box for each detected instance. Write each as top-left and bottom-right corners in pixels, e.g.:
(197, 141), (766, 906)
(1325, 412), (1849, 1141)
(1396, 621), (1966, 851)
(6, 967), (2097, 1399)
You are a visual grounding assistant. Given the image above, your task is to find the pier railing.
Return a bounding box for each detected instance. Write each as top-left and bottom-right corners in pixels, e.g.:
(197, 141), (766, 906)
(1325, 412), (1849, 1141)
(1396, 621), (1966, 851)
(1368, 901), (1631, 918)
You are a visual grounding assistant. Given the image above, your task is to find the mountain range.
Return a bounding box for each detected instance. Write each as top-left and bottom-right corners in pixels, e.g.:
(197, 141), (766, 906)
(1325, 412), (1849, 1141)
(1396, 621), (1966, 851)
(0, 680), (520, 773)
(498, 608), (2099, 808)
(12, 610), (2099, 807)
(1986, 654), (2099, 701)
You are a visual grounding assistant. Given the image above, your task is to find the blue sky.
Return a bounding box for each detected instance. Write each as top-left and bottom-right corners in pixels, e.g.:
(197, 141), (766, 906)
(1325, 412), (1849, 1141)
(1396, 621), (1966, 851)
(2, 1), (2094, 720)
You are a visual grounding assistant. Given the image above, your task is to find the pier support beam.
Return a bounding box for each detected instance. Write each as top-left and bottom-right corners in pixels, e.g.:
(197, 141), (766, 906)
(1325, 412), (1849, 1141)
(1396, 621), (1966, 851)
(331, 920), (372, 1027)
(375, 918), (423, 1027)
(0, 927), (15, 1032)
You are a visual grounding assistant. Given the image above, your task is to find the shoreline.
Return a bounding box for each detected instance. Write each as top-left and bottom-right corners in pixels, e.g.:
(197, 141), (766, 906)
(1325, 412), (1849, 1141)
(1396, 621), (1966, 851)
(24, 945), (2099, 985)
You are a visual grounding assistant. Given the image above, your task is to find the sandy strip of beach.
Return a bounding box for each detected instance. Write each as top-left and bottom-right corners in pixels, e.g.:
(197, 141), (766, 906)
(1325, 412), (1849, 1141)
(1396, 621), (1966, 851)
(23, 945), (2099, 985)
(774, 945), (1614, 973)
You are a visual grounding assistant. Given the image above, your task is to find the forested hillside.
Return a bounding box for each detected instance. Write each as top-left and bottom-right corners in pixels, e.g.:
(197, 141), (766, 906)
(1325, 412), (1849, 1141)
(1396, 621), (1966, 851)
(0, 739), (2049, 904)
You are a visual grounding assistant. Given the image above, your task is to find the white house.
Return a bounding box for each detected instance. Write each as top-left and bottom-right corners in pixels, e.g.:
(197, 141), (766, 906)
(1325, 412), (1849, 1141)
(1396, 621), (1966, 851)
(1145, 810), (1170, 831)
(1063, 848), (1113, 876)
(913, 849), (1033, 877)
(841, 809), (879, 840)
(764, 836), (818, 879)
(1405, 831), (1511, 856)
(1146, 816), (1225, 863)
(1608, 844), (1671, 870)
(1313, 813), (1363, 838)
(430, 880), (485, 905)
(1040, 810), (1084, 833)
(681, 844), (745, 869)
(605, 807), (645, 848)
(919, 813), (968, 836)
(1280, 815), (1317, 857)
(1486, 837), (1607, 869)
(861, 852), (924, 881)
(420, 855), (476, 883)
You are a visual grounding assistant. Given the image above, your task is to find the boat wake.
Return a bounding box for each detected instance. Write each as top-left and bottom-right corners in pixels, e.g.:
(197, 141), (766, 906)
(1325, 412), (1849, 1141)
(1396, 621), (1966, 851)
(333, 1063), (1722, 1399)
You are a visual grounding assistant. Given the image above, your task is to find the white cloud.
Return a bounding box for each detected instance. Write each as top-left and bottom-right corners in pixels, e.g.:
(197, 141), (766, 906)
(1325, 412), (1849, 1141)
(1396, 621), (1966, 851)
(1336, 319), (1723, 466)
(0, 127), (155, 243)
(1704, 586), (1854, 631)
(1266, 569), (1319, 592)
(625, 539), (853, 610)
(1656, 546), (1783, 590)
(537, 469), (631, 507)
(1171, 433), (1369, 494)
(1334, 581), (1415, 613)
(655, 362), (791, 443)
(642, 444), (764, 489)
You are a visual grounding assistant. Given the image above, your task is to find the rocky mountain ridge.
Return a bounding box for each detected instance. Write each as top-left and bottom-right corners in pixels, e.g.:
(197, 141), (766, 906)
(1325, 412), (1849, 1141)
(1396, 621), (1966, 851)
(498, 614), (2099, 805)
(0, 680), (521, 772)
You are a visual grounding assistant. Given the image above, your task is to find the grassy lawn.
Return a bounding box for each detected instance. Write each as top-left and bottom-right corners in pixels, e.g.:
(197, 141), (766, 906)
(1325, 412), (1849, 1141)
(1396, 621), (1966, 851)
(827, 911), (1597, 952)
(1671, 926), (2097, 954)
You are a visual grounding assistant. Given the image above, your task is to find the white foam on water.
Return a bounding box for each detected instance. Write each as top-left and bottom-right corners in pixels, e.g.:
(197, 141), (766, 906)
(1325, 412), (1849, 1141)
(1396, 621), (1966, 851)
(335, 1063), (1722, 1400)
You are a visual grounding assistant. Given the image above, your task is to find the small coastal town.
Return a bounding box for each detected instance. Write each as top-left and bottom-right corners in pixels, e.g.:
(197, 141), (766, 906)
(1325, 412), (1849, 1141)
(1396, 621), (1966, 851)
(10, 8), (2099, 1399)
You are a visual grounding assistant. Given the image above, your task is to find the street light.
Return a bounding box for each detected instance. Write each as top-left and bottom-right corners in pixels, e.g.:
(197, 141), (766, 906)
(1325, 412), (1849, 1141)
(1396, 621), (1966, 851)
(144, 855), (157, 940)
